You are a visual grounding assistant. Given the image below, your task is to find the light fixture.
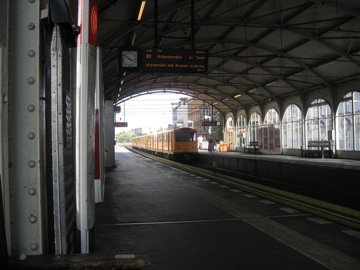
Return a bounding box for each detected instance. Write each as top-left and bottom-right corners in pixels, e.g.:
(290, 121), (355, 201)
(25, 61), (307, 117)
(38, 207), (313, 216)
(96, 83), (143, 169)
(266, 81), (277, 87)
(248, 88), (257, 93)
(234, 94), (241, 98)
(137, 0), (146, 21)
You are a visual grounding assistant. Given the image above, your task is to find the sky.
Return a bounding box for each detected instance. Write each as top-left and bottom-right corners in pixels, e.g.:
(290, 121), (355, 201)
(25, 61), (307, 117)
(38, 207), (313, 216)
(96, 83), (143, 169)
(115, 92), (189, 133)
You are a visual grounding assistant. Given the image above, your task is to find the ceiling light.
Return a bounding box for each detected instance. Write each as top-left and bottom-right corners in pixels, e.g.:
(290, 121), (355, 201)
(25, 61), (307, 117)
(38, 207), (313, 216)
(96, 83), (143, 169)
(137, 0), (146, 21)
(234, 94), (241, 98)
(266, 81), (277, 87)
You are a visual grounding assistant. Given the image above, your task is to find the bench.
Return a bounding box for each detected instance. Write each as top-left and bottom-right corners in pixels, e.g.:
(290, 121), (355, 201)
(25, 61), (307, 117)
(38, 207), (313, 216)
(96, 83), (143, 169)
(244, 141), (260, 154)
(301, 140), (332, 158)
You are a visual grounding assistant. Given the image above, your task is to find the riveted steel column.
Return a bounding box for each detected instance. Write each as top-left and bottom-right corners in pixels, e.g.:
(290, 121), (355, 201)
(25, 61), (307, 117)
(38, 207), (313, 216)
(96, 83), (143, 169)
(8, 0), (43, 255)
(0, 0), (10, 258)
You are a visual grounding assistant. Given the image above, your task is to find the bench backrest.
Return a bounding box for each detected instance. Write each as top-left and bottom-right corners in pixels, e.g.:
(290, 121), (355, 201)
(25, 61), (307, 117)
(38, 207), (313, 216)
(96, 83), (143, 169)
(307, 140), (330, 148)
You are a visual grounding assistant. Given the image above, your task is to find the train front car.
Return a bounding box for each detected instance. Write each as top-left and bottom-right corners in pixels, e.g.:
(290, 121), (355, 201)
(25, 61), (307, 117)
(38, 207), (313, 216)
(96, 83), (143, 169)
(172, 128), (198, 162)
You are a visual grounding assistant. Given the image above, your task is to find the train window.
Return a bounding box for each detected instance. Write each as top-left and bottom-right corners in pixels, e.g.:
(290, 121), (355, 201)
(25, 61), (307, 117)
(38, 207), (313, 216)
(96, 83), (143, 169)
(183, 132), (190, 142)
(175, 132), (182, 142)
(175, 131), (196, 142)
(191, 132), (196, 141)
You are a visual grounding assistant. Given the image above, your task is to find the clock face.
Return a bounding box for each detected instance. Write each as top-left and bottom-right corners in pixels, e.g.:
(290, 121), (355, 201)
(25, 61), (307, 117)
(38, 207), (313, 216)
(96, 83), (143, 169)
(121, 51), (138, 67)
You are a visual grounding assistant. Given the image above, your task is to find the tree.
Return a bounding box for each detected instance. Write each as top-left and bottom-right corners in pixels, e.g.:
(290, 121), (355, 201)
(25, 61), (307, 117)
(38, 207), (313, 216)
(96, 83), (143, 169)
(116, 131), (137, 143)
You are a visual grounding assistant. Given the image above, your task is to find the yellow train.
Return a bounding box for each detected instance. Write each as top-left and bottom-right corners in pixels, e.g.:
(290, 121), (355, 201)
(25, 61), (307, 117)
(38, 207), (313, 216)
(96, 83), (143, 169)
(132, 127), (198, 162)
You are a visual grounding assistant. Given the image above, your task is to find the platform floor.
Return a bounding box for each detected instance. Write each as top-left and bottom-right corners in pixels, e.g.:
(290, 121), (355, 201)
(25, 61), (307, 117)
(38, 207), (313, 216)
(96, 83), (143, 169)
(94, 146), (360, 269)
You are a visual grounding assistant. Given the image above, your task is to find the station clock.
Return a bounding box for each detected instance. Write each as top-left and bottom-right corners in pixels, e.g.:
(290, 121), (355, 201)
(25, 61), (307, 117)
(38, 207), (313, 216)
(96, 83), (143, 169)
(118, 48), (142, 71)
(121, 50), (138, 67)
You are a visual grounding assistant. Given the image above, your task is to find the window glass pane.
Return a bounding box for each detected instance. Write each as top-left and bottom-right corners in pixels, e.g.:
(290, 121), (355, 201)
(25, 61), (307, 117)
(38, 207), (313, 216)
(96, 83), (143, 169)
(282, 104), (302, 149)
(336, 91), (360, 150)
(190, 132), (197, 142)
(182, 132), (190, 142)
(226, 117), (235, 147)
(345, 117), (354, 150)
(175, 132), (182, 142)
(305, 99), (332, 144)
(237, 115), (246, 147)
(264, 108), (280, 126)
(248, 112), (261, 142)
(355, 92), (360, 113)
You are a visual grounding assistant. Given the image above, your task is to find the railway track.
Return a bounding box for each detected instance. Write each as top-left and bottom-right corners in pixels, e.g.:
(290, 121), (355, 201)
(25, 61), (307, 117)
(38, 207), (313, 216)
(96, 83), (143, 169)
(127, 146), (360, 231)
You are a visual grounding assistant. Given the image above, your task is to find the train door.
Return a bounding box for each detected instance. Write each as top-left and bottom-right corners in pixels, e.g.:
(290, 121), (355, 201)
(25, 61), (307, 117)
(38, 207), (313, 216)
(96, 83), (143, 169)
(164, 132), (169, 152)
(169, 131), (174, 153)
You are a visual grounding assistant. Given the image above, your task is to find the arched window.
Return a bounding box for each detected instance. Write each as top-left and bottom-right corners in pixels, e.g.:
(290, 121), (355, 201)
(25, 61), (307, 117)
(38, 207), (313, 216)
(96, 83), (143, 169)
(237, 115), (246, 147)
(305, 99), (332, 143)
(248, 112), (261, 142)
(259, 109), (280, 151)
(336, 91), (360, 150)
(226, 117), (234, 148)
(264, 108), (280, 126)
(282, 105), (302, 149)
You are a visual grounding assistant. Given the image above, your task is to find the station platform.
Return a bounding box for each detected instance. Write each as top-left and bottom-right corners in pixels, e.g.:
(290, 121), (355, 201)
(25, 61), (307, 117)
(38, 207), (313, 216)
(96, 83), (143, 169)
(198, 148), (360, 170)
(196, 149), (360, 210)
(94, 146), (360, 269)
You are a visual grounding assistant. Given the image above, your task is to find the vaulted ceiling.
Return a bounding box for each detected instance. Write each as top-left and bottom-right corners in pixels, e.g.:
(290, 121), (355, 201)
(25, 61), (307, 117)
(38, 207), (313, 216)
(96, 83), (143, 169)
(97, 0), (360, 114)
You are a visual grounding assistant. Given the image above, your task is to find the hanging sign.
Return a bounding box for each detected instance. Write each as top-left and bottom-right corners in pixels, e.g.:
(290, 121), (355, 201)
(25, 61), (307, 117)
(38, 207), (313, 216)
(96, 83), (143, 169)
(142, 48), (208, 73)
(115, 122), (128, 127)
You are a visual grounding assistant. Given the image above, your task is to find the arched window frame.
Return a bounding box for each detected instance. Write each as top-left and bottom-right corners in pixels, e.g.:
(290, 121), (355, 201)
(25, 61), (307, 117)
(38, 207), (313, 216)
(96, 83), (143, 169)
(260, 108), (281, 151)
(263, 108), (280, 126)
(226, 117), (235, 148)
(248, 112), (261, 143)
(282, 104), (303, 149)
(336, 91), (360, 151)
(237, 115), (247, 147)
(305, 99), (332, 144)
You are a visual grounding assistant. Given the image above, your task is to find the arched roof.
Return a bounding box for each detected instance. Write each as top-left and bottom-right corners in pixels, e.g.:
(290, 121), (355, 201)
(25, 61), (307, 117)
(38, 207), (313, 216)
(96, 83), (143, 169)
(98, 0), (360, 114)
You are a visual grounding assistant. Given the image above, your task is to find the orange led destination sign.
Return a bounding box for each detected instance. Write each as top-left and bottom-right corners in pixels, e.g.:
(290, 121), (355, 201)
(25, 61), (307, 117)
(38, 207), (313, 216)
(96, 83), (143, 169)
(142, 49), (208, 73)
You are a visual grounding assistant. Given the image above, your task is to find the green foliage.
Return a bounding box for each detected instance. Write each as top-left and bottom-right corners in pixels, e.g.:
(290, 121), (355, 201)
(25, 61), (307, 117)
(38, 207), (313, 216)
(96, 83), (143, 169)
(116, 131), (137, 143)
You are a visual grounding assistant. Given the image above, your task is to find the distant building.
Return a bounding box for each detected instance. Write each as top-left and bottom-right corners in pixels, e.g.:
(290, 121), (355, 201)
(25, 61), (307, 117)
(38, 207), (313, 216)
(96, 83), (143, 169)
(171, 98), (221, 135)
(171, 98), (188, 128)
(132, 128), (142, 136)
(188, 99), (215, 135)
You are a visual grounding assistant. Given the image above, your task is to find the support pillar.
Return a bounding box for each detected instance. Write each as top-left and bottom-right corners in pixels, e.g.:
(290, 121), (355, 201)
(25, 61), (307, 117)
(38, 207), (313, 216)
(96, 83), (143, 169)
(8, 0), (44, 255)
(94, 47), (105, 203)
(104, 100), (115, 168)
